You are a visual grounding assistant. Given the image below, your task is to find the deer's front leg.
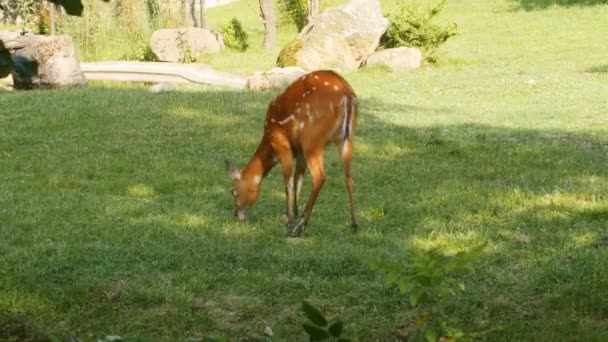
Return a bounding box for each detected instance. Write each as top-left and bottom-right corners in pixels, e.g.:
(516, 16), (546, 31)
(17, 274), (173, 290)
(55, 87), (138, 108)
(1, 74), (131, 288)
(289, 150), (325, 238)
(293, 155), (307, 217)
(273, 142), (295, 227)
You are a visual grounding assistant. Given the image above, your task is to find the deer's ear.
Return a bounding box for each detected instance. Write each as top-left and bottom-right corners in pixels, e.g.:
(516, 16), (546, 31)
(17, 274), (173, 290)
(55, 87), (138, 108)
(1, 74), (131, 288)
(225, 160), (241, 180)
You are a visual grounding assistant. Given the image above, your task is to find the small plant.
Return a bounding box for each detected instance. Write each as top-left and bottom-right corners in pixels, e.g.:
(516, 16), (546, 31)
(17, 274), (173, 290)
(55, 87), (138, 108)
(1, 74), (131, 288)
(121, 38), (156, 61)
(220, 18), (249, 52)
(176, 30), (196, 63)
(302, 301), (351, 341)
(371, 244), (489, 341)
(278, 0), (307, 31)
(381, 0), (457, 62)
(277, 0), (326, 31)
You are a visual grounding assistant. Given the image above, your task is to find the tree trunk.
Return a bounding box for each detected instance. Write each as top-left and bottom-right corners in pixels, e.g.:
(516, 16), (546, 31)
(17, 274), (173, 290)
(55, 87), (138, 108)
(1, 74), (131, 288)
(49, 1), (56, 35)
(259, 0), (276, 50)
(307, 0), (319, 24)
(199, 0), (207, 29)
(189, 0), (198, 27)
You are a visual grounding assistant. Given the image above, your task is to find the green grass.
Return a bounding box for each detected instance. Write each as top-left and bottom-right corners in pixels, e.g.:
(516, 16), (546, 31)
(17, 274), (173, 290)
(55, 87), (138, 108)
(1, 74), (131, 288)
(2, 0), (608, 340)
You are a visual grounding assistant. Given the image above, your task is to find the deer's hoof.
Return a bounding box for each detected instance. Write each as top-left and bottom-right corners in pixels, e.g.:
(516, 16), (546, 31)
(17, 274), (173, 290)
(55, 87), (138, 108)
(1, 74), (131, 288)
(287, 218), (305, 238)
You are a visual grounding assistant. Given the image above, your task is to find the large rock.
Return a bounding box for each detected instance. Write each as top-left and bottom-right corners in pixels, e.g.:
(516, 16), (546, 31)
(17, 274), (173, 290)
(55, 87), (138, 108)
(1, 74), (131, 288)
(246, 67), (306, 91)
(1, 32), (87, 89)
(366, 47), (422, 71)
(150, 28), (223, 63)
(277, 0), (389, 72)
(0, 46), (12, 89)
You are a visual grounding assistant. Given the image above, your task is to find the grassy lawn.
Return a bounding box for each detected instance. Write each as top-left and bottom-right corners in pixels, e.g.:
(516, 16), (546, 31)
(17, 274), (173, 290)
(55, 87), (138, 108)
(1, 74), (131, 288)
(2, 0), (608, 340)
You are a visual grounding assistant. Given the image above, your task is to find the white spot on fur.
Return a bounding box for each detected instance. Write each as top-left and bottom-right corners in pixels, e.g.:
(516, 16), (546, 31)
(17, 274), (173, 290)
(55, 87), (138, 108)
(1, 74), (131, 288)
(296, 176), (304, 193)
(253, 175), (262, 185)
(287, 175), (294, 192)
(334, 85), (339, 91)
(342, 141), (349, 157)
(270, 118), (276, 123)
(341, 96), (348, 136)
(299, 121), (305, 130)
(312, 86), (316, 91)
(278, 115), (295, 125)
(306, 112), (314, 123)
(314, 75), (319, 79)
(324, 81), (329, 86)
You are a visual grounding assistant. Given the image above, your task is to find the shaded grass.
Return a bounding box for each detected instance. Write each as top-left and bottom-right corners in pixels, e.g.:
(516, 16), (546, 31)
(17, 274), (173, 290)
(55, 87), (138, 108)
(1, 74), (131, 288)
(513, 0), (608, 10)
(586, 64), (608, 74)
(1, 81), (607, 340)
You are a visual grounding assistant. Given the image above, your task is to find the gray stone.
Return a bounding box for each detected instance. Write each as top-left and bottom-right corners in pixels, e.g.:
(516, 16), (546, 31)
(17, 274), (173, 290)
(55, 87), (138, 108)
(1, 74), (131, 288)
(150, 28), (223, 63)
(3, 33), (87, 89)
(277, 0), (389, 72)
(366, 47), (422, 71)
(246, 67), (306, 91)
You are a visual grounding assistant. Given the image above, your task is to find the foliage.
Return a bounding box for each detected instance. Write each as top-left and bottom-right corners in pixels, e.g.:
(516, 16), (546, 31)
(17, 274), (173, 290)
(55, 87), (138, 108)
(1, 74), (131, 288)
(53, 0), (164, 61)
(176, 30), (196, 63)
(302, 301), (351, 341)
(0, 0), (42, 27)
(381, 0), (457, 62)
(120, 38), (156, 61)
(145, 0), (161, 29)
(277, 0), (326, 31)
(220, 18), (249, 52)
(371, 244), (491, 341)
(277, 0), (307, 31)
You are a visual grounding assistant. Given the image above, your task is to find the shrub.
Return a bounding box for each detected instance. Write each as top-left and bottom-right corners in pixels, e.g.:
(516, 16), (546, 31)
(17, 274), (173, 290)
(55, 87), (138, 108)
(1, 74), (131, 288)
(301, 301), (351, 341)
(220, 18), (249, 52)
(277, 0), (326, 32)
(371, 244), (494, 341)
(381, 0), (457, 62)
(278, 0), (307, 31)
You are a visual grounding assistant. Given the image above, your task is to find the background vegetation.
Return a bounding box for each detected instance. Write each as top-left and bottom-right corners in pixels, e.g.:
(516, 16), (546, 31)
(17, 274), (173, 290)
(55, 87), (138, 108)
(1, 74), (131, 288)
(1, 0), (608, 340)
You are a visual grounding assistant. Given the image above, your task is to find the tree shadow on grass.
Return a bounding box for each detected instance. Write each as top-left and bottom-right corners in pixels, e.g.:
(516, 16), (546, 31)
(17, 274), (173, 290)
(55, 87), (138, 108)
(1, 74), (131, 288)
(1, 87), (608, 340)
(585, 64), (608, 74)
(512, 0), (608, 10)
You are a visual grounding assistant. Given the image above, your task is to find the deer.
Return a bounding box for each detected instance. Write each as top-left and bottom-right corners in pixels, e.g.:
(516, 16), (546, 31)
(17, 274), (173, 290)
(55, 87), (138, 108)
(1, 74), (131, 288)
(226, 70), (359, 237)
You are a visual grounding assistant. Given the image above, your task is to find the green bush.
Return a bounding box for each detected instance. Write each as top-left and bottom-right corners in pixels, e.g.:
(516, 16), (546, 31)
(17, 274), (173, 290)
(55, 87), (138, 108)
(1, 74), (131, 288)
(381, 0), (457, 62)
(278, 0), (307, 31)
(371, 244), (495, 341)
(277, 0), (326, 31)
(220, 18), (249, 52)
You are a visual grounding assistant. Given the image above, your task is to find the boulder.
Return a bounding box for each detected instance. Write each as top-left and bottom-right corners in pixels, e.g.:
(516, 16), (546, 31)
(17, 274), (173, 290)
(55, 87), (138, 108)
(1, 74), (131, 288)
(0, 32), (87, 89)
(277, 0), (389, 72)
(150, 28), (223, 63)
(246, 67), (306, 91)
(365, 47), (422, 71)
(0, 46), (12, 90)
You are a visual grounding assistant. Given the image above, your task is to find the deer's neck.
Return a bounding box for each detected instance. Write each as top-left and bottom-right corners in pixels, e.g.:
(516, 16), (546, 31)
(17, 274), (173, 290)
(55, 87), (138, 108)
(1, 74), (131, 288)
(242, 137), (276, 181)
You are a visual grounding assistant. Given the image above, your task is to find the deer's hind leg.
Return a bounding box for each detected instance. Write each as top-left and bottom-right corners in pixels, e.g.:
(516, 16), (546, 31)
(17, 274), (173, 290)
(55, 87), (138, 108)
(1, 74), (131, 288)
(339, 136), (358, 232)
